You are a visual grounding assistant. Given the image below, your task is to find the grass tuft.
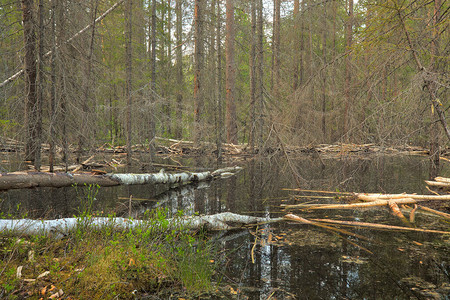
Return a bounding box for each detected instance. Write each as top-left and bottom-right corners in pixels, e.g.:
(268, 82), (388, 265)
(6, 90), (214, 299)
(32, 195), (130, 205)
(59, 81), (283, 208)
(0, 186), (216, 299)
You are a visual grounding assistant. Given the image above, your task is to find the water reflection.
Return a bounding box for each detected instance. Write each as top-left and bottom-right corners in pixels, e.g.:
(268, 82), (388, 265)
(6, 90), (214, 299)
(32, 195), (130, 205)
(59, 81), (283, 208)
(0, 154), (448, 298)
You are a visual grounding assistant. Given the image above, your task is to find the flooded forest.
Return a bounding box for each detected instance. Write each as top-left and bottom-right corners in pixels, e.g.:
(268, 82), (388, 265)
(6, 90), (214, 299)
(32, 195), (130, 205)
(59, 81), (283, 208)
(0, 0), (449, 299)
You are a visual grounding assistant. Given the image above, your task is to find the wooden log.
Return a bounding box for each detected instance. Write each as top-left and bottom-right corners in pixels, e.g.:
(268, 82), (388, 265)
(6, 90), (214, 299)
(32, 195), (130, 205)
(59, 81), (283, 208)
(0, 166), (242, 190)
(434, 177), (450, 183)
(356, 193), (450, 201)
(283, 198), (418, 209)
(0, 212), (281, 236)
(425, 180), (450, 188)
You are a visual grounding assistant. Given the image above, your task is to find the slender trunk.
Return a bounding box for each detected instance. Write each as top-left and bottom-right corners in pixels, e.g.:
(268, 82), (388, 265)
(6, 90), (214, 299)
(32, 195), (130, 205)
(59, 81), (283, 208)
(126, 0), (132, 165)
(249, 0), (256, 150)
(271, 0), (280, 97)
(35, 0), (44, 170)
(175, 0), (183, 139)
(257, 0), (264, 150)
(149, 0), (156, 158)
(79, 0), (99, 163)
(299, 0), (305, 84)
(321, 2), (327, 141)
(429, 0), (441, 178)
(49, 0), (57, 172)
(159, 3), (167, 136)
(57, 0), (68, 170)
(343, 0), (353, 141)
(293, 0), (299, 91)
(166, 0), (172, 136)
(22, 0), (39, 165)
(225, 0), (237, 144)
(194, 0), (204, 145)
(215, 0), (223, 159)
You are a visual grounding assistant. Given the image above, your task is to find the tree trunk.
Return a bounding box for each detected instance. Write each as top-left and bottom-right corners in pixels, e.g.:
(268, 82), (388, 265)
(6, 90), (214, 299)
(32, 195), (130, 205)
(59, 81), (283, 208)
(256, 0), (264, 150)
(343, 0), (353, 141)
(79, 0), (99, 163)
(215, 0), (223, 159)
(321, 2), (327, 141)
(175, 0), (183, 139)
(0, 166), (242, 191)
(0, 212), (275, 236)
(429, 0), (441, 178)
(225, 0), (237, 144)
(271, 0), (280, 98)
(149, 0), (157, 158)
(22, 0), (39, 165)
(49, 0), (57, 172)
(292, 0), (300, 91)
(58, 0), (68, 171)
(249, 0), (257, 150)
(126, 0), (133, 165)
(193, 0), (205, 145)
(35, 0), (44, 170)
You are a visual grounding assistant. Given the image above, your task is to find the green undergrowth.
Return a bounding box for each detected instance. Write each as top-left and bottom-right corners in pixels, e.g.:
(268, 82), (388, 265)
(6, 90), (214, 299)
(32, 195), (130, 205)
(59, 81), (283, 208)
(0, 207), (217, 299)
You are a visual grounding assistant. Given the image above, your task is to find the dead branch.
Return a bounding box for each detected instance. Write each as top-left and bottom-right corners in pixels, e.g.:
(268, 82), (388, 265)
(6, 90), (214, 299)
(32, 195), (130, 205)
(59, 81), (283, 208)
(309, 218), (449, 235)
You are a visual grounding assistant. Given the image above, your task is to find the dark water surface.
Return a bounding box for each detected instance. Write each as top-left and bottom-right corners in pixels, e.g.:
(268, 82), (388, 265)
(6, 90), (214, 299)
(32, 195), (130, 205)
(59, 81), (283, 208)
(1, 153), (449, 299)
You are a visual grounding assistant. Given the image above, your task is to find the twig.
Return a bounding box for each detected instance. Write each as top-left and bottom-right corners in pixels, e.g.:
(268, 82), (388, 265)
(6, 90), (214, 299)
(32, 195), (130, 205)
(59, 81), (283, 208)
(283, 188), (352, 195)
(251, 226), (258, 264)
(409, 204), (418, 223)
(418, 205), (450, 219)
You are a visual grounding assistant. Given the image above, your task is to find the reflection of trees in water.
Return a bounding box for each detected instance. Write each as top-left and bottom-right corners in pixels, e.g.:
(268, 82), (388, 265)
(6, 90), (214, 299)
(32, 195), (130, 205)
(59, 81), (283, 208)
(123, 182), (211, 218)
(1, 155), (447, 298)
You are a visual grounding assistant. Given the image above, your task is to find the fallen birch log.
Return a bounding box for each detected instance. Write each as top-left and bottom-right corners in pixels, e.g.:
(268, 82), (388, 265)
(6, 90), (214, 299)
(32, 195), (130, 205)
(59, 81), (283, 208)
(355, 193), (450, 201)
(434, 177), (450, 183)
(0, 166), (242, 190)
(0, 212), (282, 236)
(425, 180), (450, 188)
(282, 198), (418, 209)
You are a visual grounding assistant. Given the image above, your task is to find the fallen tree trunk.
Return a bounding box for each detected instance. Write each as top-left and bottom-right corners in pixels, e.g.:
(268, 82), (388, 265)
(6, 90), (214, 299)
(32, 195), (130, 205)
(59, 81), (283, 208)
(425, 180), (450, 188)
(355, 193), (450, 201)
(0, 212), (281, 236)
(282, 198), (418, 209)
(0, 166), (242, 190)
(1, 211), (447, 238)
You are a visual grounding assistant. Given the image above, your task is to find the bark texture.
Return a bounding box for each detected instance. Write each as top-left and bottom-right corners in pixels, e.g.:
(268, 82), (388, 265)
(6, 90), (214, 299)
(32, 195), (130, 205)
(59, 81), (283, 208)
(0, 212), (276, 236)
(0, 167), (242, 190)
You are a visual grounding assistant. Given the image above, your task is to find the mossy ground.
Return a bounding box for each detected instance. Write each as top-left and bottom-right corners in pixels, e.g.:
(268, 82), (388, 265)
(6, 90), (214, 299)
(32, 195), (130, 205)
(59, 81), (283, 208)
(0, 211), (216, 299)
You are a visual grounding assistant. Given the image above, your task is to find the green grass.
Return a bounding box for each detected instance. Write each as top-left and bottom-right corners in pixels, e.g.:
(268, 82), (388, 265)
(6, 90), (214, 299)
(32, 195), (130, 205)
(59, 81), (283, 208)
(0, 204), (216, 299)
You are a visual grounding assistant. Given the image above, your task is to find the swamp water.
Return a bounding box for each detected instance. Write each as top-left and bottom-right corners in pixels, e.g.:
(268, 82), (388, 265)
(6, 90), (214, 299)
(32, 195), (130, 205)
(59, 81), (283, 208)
(1, 154), (449, 299)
